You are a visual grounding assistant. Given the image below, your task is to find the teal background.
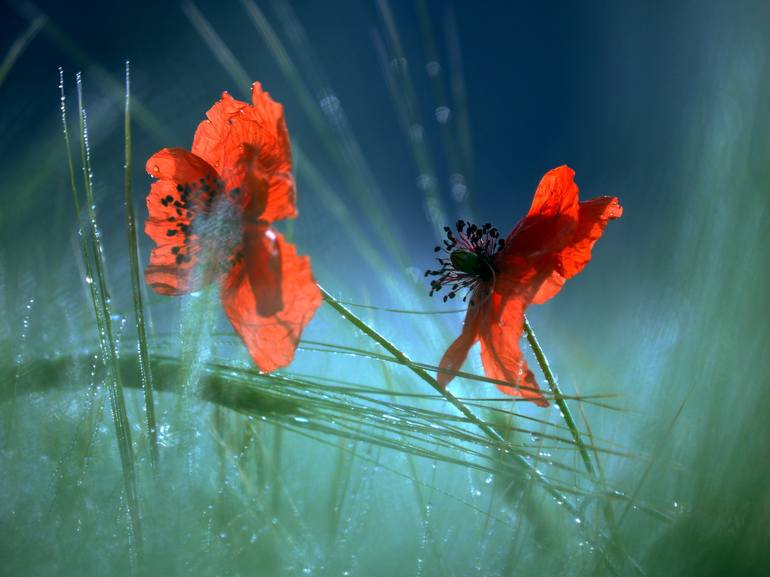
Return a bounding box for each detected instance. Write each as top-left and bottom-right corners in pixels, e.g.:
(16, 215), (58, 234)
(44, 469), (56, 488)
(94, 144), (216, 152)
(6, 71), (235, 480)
(1, 1), (769, 576)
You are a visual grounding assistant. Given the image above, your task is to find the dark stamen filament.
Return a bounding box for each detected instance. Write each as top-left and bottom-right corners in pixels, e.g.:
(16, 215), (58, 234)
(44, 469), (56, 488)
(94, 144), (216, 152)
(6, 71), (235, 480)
(425, 220), (504, 305)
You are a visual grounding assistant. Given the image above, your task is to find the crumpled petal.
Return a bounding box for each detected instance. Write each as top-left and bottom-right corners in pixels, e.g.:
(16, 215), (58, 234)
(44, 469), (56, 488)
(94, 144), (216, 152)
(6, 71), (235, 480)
(533, 196), (623, 304)
(191, 91), (249, 171)
(220, 229), (321, 372)
(144, 148), (220, 295)
(192, 84), (296, 223)
(478, 291), (548, 406)
(437, 296), (482, 388)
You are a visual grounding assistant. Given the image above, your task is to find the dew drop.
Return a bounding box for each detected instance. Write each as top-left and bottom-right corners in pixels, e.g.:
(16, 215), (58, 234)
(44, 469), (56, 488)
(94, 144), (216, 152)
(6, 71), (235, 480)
(434, 106), (451, 124)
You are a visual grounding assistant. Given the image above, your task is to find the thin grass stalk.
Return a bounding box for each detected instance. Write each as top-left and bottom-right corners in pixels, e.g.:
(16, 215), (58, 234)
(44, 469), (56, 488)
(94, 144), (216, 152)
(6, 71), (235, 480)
(523, 316), (595, 476)
(414, 0), (470, 218)
(48, 354), (105, 512)
(59, 68), (102, 363)
(443, 5), (474, 200)
(321, 288), (573, 499)
(524, 318), (639, 571)
(0, 14), (45, 88)
(320, 287), (643, 574)
(15, 3), (174, 143)
(328, 427), (359, 546)
(74, 72), (143, 565)
(298, 338), (619, 411)
(271, 424), (283, 518)
(123, 61), (159, 470)
(381, 366), (451, 577)
(241, 0), (411, 267)
(9, 351), (673, 522)
(374, 0), (448, 239)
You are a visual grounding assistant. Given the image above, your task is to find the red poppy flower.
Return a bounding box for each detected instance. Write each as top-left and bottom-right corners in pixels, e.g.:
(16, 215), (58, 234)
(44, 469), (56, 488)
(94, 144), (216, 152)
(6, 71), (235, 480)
(144, 82), (321, 372)
(426, 166), (622, 406)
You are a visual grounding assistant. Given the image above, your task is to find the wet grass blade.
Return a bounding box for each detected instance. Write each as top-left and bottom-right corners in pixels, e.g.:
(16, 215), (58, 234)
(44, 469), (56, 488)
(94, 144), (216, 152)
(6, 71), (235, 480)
(524, 316), (596, 476)
(123, 61), (159, 471)
(321, 289), (577, 498)
(182, 2), (251, 89)
(72, 72), (143, 568)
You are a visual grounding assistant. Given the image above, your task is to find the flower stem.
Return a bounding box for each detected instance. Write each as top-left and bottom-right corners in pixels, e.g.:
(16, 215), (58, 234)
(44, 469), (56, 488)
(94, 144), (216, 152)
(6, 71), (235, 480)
(319, 287), (580, 509)
(319, 287), (639, 573)
(523, 316), (595, 476)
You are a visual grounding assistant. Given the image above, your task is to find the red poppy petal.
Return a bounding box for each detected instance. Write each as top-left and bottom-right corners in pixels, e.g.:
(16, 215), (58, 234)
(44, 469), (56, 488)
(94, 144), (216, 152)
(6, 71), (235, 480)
(437, 301), (482, 388)
(220, 230), (321, 372)
(145, 148), (221, 295)
(145, 259), (196, 295)
(532, 195), (623, 304)
(531, 267), (566, 305)
(146, 147), (218, 183)
(242, 223), (283, 316)
(526, 165), (580, 219)
(191, 91), (249, 170)
(228, 142), (296, 223)
(559, 196), (622, 278)
(191, 85), (296, 223)
(478, 292), (548, 406)
(219, 83), (296, 222)
(505, 165), (580, 257)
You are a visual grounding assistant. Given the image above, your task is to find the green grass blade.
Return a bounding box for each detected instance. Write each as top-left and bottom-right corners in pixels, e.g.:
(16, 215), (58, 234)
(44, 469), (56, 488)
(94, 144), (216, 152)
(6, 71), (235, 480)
(523, 316), (596, 476)
(123, 61), (159, 471)
(320, 288), (580, 500)
(73, 72), (143, 568)
(0, 14), (45, 88)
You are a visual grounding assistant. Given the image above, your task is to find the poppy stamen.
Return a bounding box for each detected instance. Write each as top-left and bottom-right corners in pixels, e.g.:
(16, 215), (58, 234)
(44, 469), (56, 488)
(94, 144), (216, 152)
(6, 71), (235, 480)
(425, 220), (502, 304)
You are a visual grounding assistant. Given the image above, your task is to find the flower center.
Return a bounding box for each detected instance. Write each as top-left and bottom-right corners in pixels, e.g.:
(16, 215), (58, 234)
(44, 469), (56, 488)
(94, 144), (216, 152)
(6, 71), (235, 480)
(425, 220), (505, 304)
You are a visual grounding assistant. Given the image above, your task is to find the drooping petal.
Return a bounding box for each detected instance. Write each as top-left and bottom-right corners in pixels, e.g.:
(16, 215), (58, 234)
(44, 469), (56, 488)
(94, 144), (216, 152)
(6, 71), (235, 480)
(220, 229), (321, 372)
(532, 195), (623, 304)
(478, 291), (548, 406)
(228, 141), (296, 223)
(530, 266), (566, 305)
(144, 148), (221, 295)
(504, 165), (580, 257)
(559, 196), (623, 278)
(437, 298), (482, 388)
(243, 222), (283, 317)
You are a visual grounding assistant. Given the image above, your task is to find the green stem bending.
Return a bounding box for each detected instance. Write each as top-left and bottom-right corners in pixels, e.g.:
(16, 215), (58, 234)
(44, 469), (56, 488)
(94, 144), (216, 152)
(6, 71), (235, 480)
(320, 288), (577, 505)
(522, 316), (596, 477)
(321, 287), (632, 574)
